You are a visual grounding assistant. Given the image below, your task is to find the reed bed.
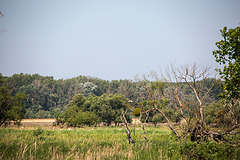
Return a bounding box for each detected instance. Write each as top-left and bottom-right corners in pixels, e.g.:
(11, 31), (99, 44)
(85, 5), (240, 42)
(0, 126), (182, 160)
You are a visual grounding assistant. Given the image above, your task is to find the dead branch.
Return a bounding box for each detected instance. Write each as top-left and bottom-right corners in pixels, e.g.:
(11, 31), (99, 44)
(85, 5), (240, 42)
(120, 110), (135, 147)
(155, 106), (183, 142)
(140, 111), (149, 142)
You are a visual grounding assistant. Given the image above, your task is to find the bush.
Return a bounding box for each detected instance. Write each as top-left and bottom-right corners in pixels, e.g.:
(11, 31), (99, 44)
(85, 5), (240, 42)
(63, 110), (99, 127)
(133, 108), (140, 117)
(180, 141), (240, 160)
(75, 111), (99, 126)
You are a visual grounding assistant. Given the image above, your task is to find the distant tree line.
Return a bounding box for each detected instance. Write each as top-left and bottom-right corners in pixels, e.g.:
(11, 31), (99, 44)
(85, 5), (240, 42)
(0, 74), (26, 126)
(3, 74), (138, 119)
(0, 72), (222, 126)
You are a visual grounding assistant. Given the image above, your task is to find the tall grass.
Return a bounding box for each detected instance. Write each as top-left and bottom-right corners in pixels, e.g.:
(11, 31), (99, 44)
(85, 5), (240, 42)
(2, 126), (239, 159)
(0, 126), (181, 160)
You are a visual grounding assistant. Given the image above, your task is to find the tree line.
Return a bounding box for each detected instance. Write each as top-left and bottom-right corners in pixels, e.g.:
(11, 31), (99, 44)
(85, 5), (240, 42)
(2, 74), (138, 119)
(0, 72), (221, 126)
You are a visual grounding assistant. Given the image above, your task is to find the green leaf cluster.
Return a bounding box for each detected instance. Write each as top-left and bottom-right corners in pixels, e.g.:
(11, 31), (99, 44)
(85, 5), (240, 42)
(0, 73), (26, 126)
(213, 26), (240, 101)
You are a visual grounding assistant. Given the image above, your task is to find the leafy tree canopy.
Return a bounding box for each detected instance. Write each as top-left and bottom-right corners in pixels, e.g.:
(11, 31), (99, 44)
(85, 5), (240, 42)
(61, 93), (131, 127)
(213, 26), (240, 101)
(0, 74), (26, 126)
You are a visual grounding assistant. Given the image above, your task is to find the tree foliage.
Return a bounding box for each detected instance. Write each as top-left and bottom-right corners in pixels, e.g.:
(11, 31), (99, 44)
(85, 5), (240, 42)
(213, 26), (240, 101)
(3, 74), (139, 118)
(1, 71), (222, 120)
(0, 74), (26, 126)
(212, 26), (240, 136)
(61, 93), (130, 127)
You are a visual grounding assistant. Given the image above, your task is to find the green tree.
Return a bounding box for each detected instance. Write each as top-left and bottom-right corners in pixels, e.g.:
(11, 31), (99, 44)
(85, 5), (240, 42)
(90, 94), (130, 125)
(61, 94), (99, 127)
(152, 113), (163, 126)
(0, 74), (26, 126)
(80, 82), (98, 97)
(77, 111), (99, 126)
(63, 109), (98, 127)
(213, 26), (240, 101)
(204, 101), (224, 125)
(213, 26), (240, 132)
(67, 94), (86, 108)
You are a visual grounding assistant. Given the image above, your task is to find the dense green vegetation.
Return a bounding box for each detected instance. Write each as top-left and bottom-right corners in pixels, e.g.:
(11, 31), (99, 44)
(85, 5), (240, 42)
(4, 74), (140, 119)
(60, 93), (131, 127)
(0, 127), (239, 160)
(0, 74), (26, 126)
(213, 26), (240, 101)
(1, 73), (221, 121)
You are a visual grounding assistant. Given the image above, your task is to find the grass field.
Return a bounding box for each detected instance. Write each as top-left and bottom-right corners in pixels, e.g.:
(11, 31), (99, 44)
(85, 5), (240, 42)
(1, 124), (239, 160)
(0, 125), (184, 160)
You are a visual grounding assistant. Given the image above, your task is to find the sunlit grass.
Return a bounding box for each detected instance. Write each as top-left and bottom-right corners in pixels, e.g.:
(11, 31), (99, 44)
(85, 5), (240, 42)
(0, 126), (182, 160)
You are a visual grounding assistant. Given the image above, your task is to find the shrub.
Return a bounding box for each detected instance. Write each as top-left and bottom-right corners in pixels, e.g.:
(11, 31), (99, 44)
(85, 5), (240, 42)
(75, 111), (99, 126)
(133, 108), (140, 117)
(180, 141), (240, 160)
(63, 110), (99, 127)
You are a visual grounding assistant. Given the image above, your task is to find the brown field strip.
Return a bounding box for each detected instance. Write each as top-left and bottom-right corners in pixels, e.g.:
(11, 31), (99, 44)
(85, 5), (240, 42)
(20, 119), (56, 127)
(21, 119), (56, 123)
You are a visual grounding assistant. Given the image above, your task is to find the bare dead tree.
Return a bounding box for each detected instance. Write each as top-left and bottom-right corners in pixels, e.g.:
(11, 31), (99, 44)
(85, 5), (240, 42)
(160, 63), (240, 143)
(120, 109), (135, 146)
(123, 63), (238, 144)
(137, 63), (234, 143)
(177, 63), (217, 126)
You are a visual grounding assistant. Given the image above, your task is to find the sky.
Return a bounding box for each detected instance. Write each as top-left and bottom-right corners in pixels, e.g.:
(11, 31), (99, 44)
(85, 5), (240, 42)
(0, 0), (239, 81)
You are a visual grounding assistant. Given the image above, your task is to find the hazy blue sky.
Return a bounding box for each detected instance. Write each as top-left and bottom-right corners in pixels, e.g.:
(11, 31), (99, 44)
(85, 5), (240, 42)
(0, 0), (239, 80)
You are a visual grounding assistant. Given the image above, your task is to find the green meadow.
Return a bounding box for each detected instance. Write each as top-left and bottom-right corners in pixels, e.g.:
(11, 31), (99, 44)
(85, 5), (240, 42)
(0, 126), (181, 160)
(0, 126), (239, 160)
